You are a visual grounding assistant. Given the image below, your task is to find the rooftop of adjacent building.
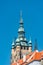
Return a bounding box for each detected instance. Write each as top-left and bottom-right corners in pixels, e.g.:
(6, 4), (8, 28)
(11, 50), (43, 65)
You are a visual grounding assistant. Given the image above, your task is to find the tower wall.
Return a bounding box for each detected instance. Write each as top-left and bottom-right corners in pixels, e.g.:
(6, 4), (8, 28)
(29, 47), (32, 53)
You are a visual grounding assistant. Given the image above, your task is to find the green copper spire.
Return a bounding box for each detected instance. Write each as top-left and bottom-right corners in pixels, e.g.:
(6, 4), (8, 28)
(18, 11), (25, 33)
(17, 11), (28, 46)
(15, 11), (28, 47)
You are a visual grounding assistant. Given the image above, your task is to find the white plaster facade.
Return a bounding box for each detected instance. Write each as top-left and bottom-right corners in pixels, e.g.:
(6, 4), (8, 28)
(27, 61), (41, 65)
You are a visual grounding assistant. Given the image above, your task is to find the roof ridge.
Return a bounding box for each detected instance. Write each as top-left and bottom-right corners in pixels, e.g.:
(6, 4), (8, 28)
(26, 51), (36, 63)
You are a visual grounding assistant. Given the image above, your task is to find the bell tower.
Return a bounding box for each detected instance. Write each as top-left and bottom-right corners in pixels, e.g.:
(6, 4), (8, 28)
(11, 12), (32, 64)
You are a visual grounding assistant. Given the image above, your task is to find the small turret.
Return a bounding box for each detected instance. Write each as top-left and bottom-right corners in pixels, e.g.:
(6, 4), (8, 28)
(16, 38), (20, 46)
(16, 38), (20, 51)
(12, 40), (15, 49)
(11, 40), (15, 63)
(28, 37), (32, 53)
(15, 37), (21, 60)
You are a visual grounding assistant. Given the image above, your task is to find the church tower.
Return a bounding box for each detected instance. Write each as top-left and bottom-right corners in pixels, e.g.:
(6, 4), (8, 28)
(11, 12), (32, 64)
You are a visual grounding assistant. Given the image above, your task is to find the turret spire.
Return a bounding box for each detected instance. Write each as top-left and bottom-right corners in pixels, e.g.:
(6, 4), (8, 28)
(28, 36), (32, 52)
(12, 40), (14, 49)
(12, 39), (16, 49)
(34, 39), (38, 51)
(29, 36), (32, 43)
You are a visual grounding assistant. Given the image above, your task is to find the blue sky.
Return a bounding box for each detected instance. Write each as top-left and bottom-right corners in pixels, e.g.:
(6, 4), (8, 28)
(0, 0), (43, 65)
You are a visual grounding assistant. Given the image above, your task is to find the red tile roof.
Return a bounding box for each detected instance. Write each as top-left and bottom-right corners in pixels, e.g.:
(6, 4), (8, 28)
(12, 50), (43, 65)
